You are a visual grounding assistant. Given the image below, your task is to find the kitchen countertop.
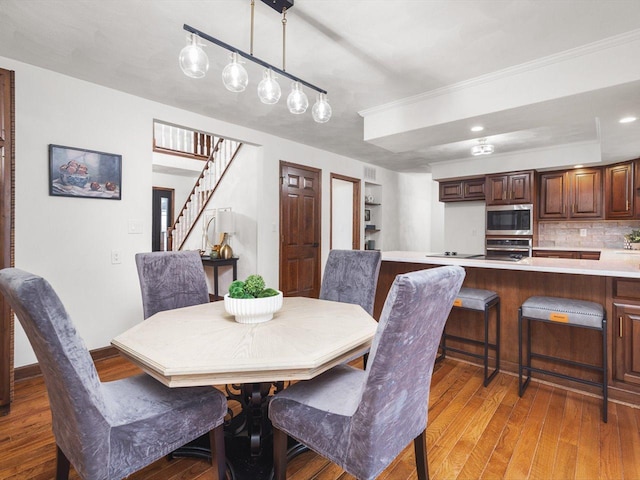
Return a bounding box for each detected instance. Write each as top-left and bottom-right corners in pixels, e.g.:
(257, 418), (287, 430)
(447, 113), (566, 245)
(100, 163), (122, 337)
(382, 249), (640, 278)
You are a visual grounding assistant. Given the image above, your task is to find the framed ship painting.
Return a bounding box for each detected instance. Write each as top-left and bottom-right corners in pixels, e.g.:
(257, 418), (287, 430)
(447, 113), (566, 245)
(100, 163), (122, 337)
(49, 144), (122, 200)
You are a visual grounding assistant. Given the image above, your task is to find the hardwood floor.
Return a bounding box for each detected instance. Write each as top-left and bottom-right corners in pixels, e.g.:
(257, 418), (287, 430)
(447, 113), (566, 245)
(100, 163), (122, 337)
(1, 355), (638, 479)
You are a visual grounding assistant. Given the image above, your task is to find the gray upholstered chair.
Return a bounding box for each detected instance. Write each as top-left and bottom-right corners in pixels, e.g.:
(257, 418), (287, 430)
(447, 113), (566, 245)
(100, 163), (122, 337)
(0, 268), (227, 480)
(269, 265), (466, 480)
(319, 249), (382, 315)
(135, 250), (210, 319)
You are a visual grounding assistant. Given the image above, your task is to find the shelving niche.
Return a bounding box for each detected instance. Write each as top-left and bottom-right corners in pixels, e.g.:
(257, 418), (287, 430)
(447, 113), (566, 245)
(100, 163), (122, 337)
(364, 182), (382, 250)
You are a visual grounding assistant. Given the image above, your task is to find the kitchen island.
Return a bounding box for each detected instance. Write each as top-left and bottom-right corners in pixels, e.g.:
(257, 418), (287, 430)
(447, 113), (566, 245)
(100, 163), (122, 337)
(375, 250), (640, 404)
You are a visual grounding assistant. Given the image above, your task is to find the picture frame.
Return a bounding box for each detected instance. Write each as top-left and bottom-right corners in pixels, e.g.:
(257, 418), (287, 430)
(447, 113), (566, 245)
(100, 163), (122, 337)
(365, 209), (371, 222)
(49, 144), (122, 200)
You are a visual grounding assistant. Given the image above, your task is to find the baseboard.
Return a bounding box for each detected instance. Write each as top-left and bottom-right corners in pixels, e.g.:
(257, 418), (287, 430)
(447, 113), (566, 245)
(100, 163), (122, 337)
(14, 346), (120, 382)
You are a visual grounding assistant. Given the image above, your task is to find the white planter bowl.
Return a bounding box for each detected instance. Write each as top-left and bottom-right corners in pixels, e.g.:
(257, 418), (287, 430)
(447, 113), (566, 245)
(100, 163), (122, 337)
(224, 291), (283, 324)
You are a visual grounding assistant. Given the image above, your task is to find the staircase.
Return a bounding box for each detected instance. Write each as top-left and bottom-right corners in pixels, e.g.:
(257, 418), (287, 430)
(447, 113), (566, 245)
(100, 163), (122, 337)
(170, 137), (242, 251)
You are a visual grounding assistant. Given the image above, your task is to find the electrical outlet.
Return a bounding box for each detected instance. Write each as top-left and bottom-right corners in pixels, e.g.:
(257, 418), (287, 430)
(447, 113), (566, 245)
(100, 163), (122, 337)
(111, 249), (122, 264)
(580, 228), (587, 237)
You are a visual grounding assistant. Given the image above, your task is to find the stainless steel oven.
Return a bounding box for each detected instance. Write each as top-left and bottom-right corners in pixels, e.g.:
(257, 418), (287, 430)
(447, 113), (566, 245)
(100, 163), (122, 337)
(486, 204), (533, 236)
(485, 237), (532, 261)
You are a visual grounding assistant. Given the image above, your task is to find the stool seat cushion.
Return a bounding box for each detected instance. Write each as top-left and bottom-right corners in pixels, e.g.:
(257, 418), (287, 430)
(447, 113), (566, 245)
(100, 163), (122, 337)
(521, 296), (604, 329)
(454, 287), (498, 311)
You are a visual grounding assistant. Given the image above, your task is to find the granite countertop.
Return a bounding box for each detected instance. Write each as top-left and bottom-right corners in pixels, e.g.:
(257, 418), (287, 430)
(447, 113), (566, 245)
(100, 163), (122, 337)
(382, 249), (640, 279)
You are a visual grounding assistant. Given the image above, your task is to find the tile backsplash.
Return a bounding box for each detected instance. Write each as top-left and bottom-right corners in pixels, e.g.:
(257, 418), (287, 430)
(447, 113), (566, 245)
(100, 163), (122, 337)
(537, 220), (640, 249)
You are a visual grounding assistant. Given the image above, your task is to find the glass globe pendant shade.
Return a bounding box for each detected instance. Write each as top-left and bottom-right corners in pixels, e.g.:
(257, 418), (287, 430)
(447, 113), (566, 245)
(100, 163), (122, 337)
(222, 52), (248, 92)
(312, 93), (332, 123)
(287, 81), (309, 114)
(179, 34), (209, 79)
(257, 69), (281, 104)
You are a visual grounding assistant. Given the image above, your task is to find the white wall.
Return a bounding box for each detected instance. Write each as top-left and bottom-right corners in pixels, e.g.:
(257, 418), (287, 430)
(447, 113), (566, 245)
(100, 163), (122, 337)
(3, 55), (403, 367)
(443, 202), (486, 254)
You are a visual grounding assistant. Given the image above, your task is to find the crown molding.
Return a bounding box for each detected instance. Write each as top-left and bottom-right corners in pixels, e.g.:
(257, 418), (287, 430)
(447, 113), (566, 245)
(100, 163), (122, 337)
(359, 29), (640, 118)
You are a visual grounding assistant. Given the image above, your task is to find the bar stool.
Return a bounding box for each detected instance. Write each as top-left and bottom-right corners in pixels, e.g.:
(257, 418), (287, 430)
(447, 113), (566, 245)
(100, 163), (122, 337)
(439, 287), (500, 386)
(518, 296), (607, 422)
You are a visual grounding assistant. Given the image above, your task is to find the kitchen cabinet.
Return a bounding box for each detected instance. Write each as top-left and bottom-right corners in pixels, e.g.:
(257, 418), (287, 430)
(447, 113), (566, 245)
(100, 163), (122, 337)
(439, 177), (485, 202)
(605, 161), (634, 219)
(532, 250), (600, 260)
(486, 171), (533, 205)
(538, 168), (602, 220)
(613, 278), (640, 387)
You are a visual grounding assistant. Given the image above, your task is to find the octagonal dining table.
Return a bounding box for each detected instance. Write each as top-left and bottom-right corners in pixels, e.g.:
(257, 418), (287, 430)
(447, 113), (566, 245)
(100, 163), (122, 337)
(112, 296), (378, 480)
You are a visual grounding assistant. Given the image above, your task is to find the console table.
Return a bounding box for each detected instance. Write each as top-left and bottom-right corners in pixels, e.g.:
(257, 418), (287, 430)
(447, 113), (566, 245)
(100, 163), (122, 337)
(201, 256), (238, 301)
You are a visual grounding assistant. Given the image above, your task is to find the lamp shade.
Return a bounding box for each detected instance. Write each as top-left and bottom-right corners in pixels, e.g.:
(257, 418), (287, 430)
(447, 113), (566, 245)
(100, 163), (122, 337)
(217, 209), (235, 234)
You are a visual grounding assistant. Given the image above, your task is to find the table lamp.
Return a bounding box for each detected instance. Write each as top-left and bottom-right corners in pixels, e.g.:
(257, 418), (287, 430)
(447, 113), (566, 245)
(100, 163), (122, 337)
(217, 209), (235, 259)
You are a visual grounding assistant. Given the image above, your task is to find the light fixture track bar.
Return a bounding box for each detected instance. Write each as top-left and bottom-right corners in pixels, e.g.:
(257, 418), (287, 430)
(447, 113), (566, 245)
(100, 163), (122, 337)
(183, 24), (327, 95)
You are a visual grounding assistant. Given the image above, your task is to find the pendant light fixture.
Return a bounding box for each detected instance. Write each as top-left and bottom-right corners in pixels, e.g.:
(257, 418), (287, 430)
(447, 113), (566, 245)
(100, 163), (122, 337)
(257, 69), (281, 104)
(312, 92), (332, 123)
(471, 138), (495, 156)
(222, 52), (248, 92)
(179, 33), (209, 79)
(179, 0), (331, 123)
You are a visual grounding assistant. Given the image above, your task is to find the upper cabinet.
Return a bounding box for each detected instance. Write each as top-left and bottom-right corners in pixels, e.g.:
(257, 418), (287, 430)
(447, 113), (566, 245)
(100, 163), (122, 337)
(439, 176), (485, 202)
(605, 161), (634, 219)
(538, 168), (602, 220)
(486, 171), (533, 205)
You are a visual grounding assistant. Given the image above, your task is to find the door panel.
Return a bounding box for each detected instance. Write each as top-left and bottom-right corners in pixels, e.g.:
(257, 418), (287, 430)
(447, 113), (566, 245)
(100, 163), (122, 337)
(280, 162), (321, 298)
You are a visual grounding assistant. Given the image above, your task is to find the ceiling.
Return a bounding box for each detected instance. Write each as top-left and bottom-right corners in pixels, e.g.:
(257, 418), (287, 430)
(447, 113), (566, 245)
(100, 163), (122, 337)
(1, 0), (640, 172)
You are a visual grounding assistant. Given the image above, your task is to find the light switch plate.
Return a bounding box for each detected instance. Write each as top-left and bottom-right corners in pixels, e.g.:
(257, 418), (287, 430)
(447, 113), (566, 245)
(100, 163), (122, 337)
(128, 220), (143, 234)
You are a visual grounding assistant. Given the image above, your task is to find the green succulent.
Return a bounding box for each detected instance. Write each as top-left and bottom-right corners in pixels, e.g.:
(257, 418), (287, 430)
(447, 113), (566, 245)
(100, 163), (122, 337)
(628, 229), (640, 243)
(257, 288), (279, 298)
(228, 275), (278, 298)
(244, 274), (266, 297)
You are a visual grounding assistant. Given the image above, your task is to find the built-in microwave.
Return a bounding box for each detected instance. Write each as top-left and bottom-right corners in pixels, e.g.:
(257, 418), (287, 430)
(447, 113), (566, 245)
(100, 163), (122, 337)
(486, 204), (533, 236)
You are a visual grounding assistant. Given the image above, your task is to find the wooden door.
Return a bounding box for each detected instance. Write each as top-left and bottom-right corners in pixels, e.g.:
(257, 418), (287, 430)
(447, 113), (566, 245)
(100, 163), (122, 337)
(605, 162), (633, 219)
(570, 168), (602, 218)
(279, 162), (321, 298)
(538, 171), (567, 219)
(614, 302), (640, 386)
(0, 68), (14, 414)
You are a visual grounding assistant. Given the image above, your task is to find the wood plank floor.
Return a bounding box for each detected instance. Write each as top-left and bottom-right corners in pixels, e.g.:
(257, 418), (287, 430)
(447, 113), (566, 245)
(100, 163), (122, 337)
(1, 356), (638, 479)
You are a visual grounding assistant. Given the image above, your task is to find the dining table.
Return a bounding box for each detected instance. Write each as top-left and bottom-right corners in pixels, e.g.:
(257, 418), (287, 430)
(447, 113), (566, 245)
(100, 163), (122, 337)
(111, 296), (378, 480)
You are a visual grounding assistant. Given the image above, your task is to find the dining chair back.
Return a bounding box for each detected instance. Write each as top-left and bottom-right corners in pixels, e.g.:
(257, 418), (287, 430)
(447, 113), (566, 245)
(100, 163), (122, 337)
(270, 265), (466, 480)
(319, 249), (381, 315)
(0, 268), (227, 480)
(135, 250), (209, 319)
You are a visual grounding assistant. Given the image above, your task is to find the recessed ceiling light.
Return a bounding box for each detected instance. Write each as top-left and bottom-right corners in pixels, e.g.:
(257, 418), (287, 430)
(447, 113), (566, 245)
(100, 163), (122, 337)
(619, 116), (637, 124)
(471, 126), (484, 132)
(574, 164), (584, 169)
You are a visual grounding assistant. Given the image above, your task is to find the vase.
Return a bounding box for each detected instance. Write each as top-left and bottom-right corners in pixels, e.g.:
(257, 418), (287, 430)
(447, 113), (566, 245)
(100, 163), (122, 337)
(220, 243), (233, 259)
(224, 292), (283, 324)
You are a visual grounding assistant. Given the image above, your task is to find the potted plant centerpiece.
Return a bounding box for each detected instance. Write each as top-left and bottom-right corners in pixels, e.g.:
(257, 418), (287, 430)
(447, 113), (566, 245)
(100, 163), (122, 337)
(224, 274), (283, 323)
(627, 229), (640, 250)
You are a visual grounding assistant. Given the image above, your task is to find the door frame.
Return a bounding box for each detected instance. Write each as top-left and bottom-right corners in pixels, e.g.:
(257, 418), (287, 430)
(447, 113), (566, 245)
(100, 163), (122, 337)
(330, 173), (361, 250)
(152, 186), (175, 252)
(0, 68), (15, 414)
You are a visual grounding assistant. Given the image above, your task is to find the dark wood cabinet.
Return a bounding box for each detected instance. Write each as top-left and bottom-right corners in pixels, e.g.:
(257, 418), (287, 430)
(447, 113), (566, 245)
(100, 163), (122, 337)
(605, 161), (634, 219)
(439, 177), (485, 202)
(532, 250), (600, 260)
(538, 168), (602, 220)
(612, 278), (640, 389)
(486, 171), (533, 205)
(614, 301), (640, 387)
